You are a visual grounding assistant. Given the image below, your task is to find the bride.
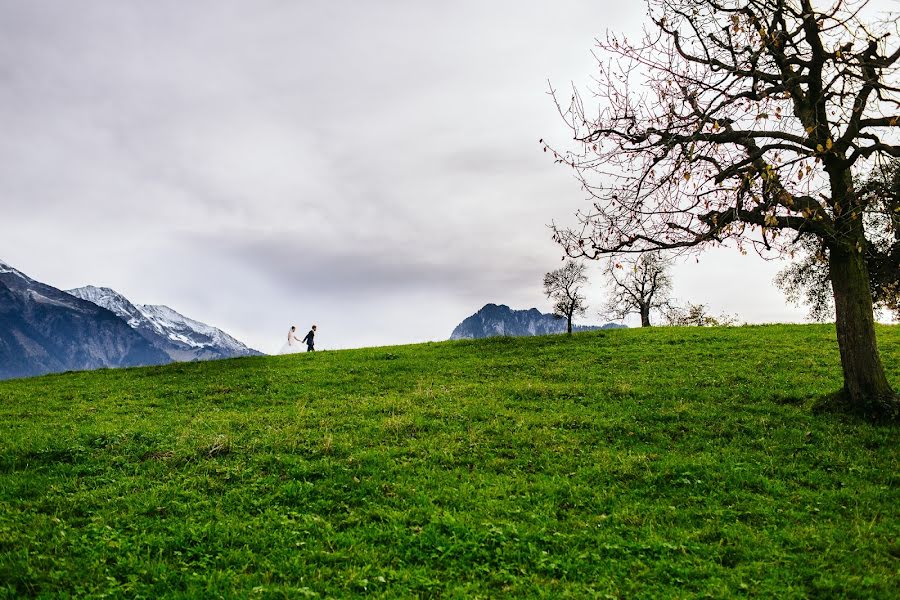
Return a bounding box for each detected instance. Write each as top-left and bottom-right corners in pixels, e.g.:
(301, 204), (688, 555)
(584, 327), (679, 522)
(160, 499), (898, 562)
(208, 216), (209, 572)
(279, 325), (305, 354)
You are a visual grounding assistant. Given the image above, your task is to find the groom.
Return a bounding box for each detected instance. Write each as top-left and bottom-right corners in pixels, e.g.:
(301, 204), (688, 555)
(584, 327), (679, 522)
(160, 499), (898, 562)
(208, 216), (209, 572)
(302, 325), (317, 352)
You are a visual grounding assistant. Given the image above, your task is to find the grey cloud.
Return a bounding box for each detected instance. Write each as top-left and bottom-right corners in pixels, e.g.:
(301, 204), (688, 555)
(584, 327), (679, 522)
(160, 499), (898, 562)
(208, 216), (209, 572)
(185, 228), (546, 301)
(0, 0), (843, 352)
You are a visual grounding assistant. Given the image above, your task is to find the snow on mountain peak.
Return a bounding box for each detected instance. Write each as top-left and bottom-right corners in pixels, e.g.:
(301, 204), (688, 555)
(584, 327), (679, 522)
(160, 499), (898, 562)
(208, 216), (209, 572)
(0, 259), (30, 279)
(68, 285), (257, 356)
(67, 285), (147, 329)
(141, 304), (217, 334)
(69, 285), (127, 303)
(138, 304), (248, 352)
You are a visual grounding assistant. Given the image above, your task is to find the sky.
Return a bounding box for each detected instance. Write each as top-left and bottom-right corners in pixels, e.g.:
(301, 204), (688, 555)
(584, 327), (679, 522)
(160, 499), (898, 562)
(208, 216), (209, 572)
(1, 0), (894, 354)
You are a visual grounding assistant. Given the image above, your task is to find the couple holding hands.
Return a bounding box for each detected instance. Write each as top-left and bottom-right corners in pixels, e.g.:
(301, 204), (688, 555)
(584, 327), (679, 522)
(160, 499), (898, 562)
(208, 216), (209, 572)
(281, 324), (316, 354)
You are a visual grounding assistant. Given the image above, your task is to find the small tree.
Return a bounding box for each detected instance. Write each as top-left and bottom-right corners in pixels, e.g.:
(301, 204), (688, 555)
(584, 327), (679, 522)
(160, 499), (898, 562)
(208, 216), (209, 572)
(544, 260), (589, 334)
(664, 302), (738, 327)
(777, 160), (900, 321)
(603, 252), (673, 326)
(776, 237), (835, 322)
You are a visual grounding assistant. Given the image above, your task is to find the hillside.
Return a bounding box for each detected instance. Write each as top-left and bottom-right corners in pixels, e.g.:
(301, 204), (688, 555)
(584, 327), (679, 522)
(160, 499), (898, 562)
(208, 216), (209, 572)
(0, 325), (897, 597)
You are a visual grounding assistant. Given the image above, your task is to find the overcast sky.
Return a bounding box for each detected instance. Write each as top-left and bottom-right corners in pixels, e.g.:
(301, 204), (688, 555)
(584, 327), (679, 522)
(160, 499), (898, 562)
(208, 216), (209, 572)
(2, 0), (894, 353)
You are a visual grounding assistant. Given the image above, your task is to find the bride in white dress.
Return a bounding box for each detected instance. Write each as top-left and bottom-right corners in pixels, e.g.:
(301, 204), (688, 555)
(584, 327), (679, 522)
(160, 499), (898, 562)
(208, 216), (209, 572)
(279, 326), (304, 354)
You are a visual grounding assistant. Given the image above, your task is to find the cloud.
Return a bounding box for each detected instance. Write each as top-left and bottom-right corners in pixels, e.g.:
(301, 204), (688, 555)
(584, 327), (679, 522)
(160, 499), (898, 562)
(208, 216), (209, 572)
(0, 0), (839, 352)
(188, 228), (543, 300)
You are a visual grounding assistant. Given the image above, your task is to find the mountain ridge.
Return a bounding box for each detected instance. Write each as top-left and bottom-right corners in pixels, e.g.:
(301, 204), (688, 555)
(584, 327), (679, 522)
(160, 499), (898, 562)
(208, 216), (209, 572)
(0, 260), (170, 380)
(450, 303), (626, 340)
(68, 285), (262, 361)
(0, 259), (262, 380)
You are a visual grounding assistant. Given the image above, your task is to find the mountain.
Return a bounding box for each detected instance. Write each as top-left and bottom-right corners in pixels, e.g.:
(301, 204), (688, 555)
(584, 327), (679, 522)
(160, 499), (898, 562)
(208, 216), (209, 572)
(0, 260), (170, 380)
(450, 303), (626, 340)
(67, 285), (262, 361)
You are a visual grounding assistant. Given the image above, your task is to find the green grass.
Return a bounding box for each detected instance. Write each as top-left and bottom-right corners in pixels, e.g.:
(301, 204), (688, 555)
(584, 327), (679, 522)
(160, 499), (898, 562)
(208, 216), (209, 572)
(0, 324), (897, 598)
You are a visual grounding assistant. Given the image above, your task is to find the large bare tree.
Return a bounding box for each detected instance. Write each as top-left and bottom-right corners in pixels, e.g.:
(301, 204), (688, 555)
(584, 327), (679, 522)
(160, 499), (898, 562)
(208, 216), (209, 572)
(546, 0), (899, 420)
(603, 252), (674, 326)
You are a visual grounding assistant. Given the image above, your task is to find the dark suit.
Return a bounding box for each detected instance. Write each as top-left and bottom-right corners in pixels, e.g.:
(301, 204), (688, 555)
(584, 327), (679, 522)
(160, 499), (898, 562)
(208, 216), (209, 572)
(302, 330), (315, 351)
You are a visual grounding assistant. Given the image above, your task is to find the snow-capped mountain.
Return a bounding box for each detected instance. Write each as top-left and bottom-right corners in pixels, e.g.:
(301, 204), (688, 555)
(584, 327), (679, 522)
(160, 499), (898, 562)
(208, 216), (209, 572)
(450, 303), (626, 340)
(0, 259), (169, 380)
(67, 285), (261, 361)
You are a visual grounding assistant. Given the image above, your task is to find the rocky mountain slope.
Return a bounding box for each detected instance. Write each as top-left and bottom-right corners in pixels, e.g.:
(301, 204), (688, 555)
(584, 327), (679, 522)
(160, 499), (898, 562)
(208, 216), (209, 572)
(0, 260), (169, 380)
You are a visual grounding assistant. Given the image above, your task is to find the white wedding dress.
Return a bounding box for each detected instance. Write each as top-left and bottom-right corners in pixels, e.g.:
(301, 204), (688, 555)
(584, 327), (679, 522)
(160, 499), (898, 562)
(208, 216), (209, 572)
(279, 330), (305, 355)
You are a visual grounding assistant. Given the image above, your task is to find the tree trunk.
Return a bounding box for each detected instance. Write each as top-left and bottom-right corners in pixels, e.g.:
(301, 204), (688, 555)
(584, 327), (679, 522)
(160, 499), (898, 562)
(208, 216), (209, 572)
(640, 305), (651, 327)
(566, 312), (573, 335)
(828, 244), (897, 419)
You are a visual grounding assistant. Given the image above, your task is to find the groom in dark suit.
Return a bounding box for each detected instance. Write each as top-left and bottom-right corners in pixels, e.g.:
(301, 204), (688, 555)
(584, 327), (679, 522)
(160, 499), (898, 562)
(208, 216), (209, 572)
(302, 325), (317, 352)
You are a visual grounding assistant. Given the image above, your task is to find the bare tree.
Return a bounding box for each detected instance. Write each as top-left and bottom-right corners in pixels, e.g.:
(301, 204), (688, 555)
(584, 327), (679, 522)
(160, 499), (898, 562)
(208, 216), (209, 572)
(543, 260), (589, 334)
(545, 0), (899, 419)
(603, 252), (674, 326)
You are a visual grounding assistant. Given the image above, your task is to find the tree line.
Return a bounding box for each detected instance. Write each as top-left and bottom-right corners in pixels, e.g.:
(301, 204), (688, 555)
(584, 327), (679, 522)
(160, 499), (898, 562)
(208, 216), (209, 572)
(543, 253), (738, 334)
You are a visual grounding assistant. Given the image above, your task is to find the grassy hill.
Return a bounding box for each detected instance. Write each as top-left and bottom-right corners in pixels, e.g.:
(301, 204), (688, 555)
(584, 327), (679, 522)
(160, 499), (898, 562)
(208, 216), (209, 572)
(1, 324), (897, 598)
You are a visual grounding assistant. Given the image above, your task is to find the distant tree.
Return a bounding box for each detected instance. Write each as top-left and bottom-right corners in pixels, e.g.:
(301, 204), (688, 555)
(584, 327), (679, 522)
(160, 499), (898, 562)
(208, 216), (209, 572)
(776, 237), (834, 322)
(543, 260), (589, 334)
(664, 302), (739, 327)
(603, 252), (673, 326)
(777, 160), (900, 321)
(544, 0), (900, 419)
